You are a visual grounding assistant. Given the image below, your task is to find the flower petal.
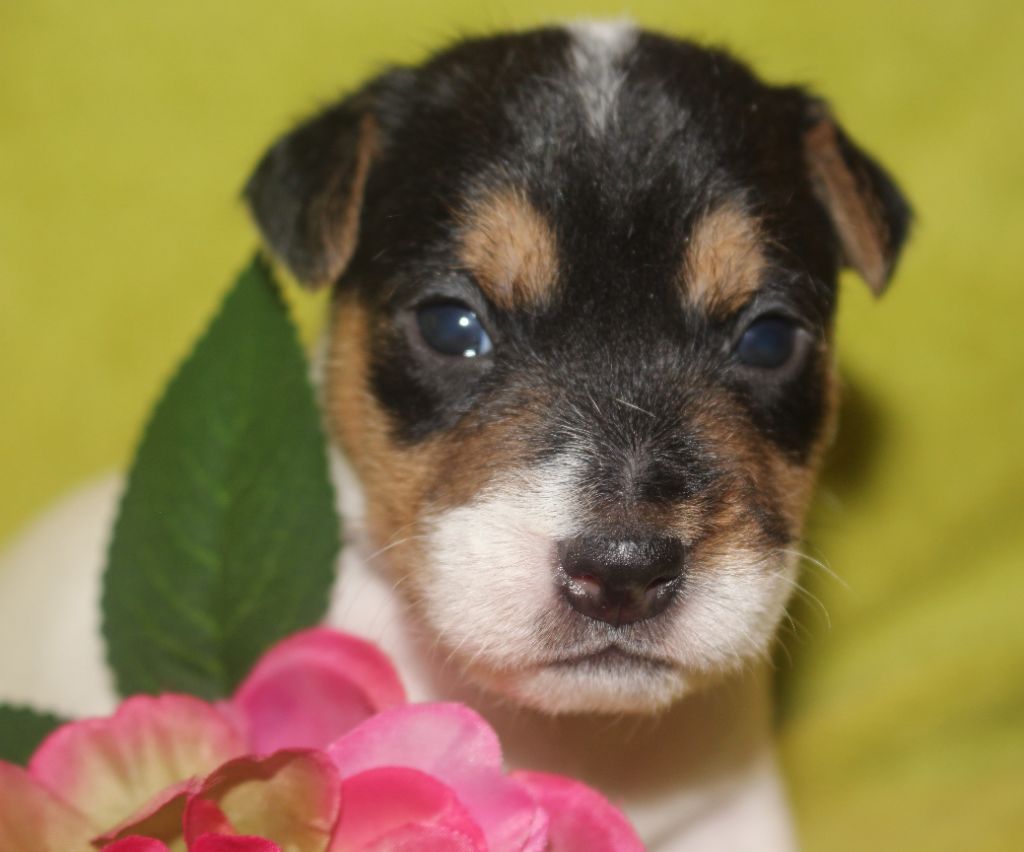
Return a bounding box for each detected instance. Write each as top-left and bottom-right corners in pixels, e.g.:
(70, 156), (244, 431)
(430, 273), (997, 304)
(362, 824), (482, 852)
(186, 750), (340, 852)
(184, 798), (234, 840)
(232, 629), (405, 753)
(190, 836), (282, 852)
(327, 703), (501, 777)
(100, 837), (171, 852)
(330, 767), (485, 852)
(328, 704), (545, 852)
(95, 777), (201, 846)
(0, 761), (96, 852)
(29, 695), (245, 831)
(512, 771), (644, 852)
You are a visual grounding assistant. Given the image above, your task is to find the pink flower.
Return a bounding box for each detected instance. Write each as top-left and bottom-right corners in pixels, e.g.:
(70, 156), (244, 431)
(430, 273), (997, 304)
(0, 629), (642, 851)
(103, 837), (280, 852)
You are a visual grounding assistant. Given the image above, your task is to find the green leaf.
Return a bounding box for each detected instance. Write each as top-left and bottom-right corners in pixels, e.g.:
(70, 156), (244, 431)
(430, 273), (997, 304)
(0, 704), (67, 765)
(102, 256), (340, 699)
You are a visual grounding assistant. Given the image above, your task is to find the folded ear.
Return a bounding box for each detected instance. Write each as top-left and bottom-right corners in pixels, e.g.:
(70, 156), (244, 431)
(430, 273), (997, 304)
(803, 100), (912, 296)
(244, 95), (378, 287)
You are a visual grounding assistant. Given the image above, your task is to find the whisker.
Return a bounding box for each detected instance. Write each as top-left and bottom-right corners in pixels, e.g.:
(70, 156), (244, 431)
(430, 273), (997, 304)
(776, 547), (849, 589)
(364, 534), (428, 564)
(773, 573), (832, 629)
(773, 630), (796, 668)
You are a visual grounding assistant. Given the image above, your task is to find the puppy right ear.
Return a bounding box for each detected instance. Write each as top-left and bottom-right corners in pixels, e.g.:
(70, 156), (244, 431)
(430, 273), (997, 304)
(802, 99), (912, 297)
(244, 96), (378, 288)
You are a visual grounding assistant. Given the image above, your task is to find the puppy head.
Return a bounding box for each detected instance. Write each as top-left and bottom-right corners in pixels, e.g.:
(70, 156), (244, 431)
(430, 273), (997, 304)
(246, 23), (911, 714)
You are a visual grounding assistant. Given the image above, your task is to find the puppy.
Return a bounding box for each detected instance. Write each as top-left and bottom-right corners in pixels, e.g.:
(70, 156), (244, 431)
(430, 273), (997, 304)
(0, 22), (909, 850)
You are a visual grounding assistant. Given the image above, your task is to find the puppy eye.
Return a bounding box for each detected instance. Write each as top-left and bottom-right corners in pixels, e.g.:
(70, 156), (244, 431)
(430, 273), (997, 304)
(416, 301), (494, 358)
(735, 316), (799, 369)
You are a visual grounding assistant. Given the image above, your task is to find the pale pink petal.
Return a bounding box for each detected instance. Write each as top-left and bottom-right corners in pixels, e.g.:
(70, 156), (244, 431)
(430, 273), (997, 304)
(514, 801), (550, 852)
(327, 704), (545, 852)
(0, 761), (96, 852)
(29, 695), (245, 831)
(101, 838), (170, 852)
(443, 773), (548, 852)
(232, 628), (405, 753)
(363, 824), (482, 852)
(330, 767), (485, 852)
(190, 836), (282, 852)
(512, 771), (643, 852)
(326, 703), (501, 776)
(185, 750), (340, 850)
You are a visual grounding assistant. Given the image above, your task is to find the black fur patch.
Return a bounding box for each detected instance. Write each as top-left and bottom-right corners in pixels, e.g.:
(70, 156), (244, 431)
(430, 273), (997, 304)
(249, 25), (910, 527)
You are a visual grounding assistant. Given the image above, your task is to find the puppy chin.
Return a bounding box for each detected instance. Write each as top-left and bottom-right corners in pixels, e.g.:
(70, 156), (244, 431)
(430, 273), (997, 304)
(483, 661), (693, 715)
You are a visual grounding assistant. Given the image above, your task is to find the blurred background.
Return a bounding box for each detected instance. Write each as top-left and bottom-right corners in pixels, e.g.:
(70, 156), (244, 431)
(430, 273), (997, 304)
(1, 1), (1021, 848)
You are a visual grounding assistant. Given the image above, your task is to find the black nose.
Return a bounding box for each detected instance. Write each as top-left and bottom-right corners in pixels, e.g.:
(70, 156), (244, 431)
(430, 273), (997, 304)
(557, 536), (686, 626)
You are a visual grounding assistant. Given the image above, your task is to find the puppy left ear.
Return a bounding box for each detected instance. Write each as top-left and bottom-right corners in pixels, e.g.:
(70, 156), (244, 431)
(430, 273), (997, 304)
(244, 95), (378, 288)
(803, 100), (912, 296)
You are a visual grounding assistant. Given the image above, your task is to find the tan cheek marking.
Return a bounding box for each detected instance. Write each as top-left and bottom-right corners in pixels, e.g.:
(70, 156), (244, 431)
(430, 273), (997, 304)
(758, 361), (839, 536)
(683, 201), (766, 316)
(688, 364), (839, 561)
(326, 295), (546, 580)
(326, 297), (441, 563)
(457, 188), (558, 311)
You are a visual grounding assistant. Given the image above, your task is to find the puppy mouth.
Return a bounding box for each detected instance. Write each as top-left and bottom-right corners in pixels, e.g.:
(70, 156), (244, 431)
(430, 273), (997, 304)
(544, 645), (676, 672)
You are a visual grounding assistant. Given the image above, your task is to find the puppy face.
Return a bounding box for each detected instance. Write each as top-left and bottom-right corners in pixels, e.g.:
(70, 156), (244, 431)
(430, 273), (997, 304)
(246, 23), (910, 714)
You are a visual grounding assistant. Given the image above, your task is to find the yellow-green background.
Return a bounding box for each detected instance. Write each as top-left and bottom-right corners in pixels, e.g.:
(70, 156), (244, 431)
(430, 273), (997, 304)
(2, 1), (1022, 849)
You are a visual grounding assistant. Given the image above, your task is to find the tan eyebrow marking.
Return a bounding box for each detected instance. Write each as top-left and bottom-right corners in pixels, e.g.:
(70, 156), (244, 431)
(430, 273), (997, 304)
(457, 187), (559, 311)
(682, 201), (767, 315)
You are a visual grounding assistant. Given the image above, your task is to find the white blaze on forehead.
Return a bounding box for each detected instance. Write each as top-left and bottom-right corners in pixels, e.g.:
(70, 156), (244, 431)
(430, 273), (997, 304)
(565, 19), (638, 133)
